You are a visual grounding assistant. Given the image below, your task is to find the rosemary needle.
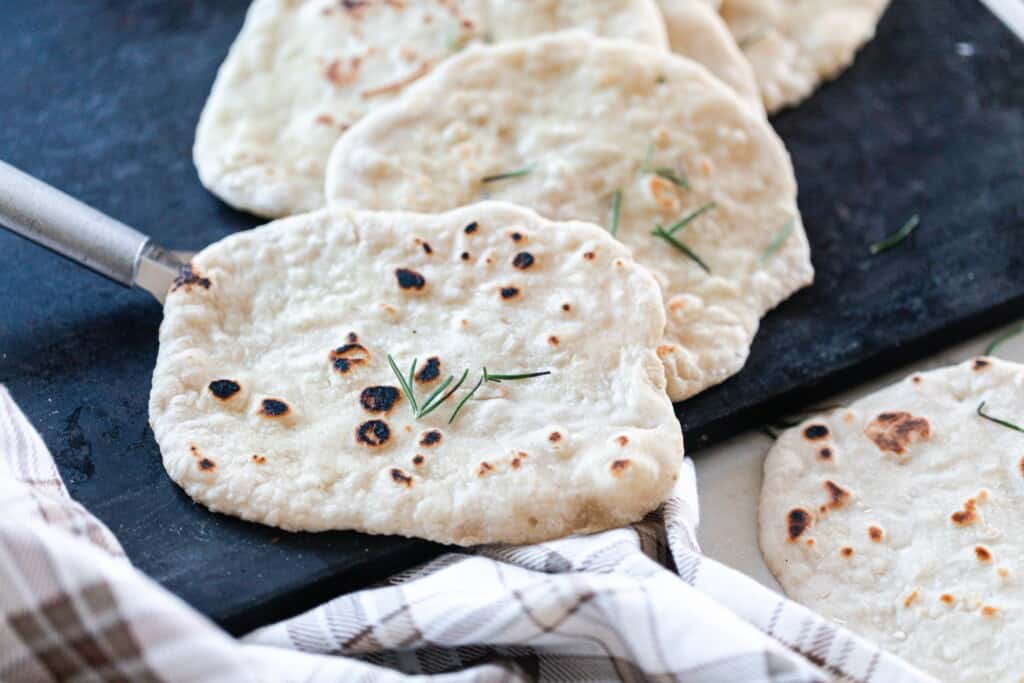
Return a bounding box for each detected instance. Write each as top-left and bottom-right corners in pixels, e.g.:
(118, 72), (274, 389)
(388, 354), (419, 415)
(481, 167), (532, 184)
(418, 370), (469, 419)
(654, 167), (690, 190)
(665, 202), (716, 236)
(984, 324), (1024, 356)
(652, 225), (711, 273)
(485, 370), (552, 382)
(449, 373), (486, 424)
(977, 401), (1024, 433)
(761, 218), (796, 262)
(609, 190), (623, 236)
(870, 214), (920, 255)
(639, 142), (654, 175)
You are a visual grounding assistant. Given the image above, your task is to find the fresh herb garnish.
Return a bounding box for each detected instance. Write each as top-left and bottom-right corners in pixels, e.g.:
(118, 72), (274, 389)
(639, 143), (654, 175)
(652, 225), (711, 273)
(870, 214), (920, 255)
(390, 355), (549, 423)
(985, 324), (1024, 356)
(448, 367), (550, 424)
(609, 190), (623, 236)
(654, 167), (690, 189)
(664, 202), (716, 235)
(388, 355), (420, 415)
(650, 202), (716, 273)
(482, 167), (532, 184)
(449, 373), (486, 424)
(977, 401), (1024, 433)
(761, 218), (796, 262)
(484, 370), (552, 382)
(417, 369), (470, 419)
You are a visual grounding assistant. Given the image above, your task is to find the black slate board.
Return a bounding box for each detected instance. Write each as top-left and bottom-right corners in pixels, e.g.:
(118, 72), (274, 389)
(0, 1), (1022, 634)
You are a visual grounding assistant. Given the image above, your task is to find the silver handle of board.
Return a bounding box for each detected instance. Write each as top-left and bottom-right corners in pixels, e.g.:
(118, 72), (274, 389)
(0, 160), (189, 303)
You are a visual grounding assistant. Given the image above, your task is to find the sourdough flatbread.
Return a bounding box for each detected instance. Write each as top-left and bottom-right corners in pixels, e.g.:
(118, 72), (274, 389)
(150, 202), (683, 545)
(193, 0), (669, 218)
(324, 33), (813, 401)
(717, 0), (891, 112)
(760, 358), (1024, 682)
(656, 0), (762, 112)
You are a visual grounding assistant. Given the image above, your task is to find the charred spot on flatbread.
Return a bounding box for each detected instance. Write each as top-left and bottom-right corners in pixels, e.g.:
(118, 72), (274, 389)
(821, 480), (851, 511)
(360, 386), (400, 413)
(172, 263), (211, 293)
(259, 399), (290, 418)
(786, 508), (812, 542)
(390, 468), (413, 487)
(513, 252), (534, 270)
(419, 430), (442, 447)
(803, 424), (829, 441)
(396, 268), (426, 290)
(415, 357), (441, 384)
(356, 420), (390, 447)
(330, 343), (370, 374)
(209, 379), (241, 400)
(865, 412), (931, 455)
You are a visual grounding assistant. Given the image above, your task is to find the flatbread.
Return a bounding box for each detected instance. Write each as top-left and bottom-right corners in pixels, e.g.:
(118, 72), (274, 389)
(324, 33), (813, 402)
(150, 202), (683, 545)
(193, 0), (669, 218)
(760, 358), (1024, 682)
(717, 0), (891, 112)
(656, 0), (763, 112)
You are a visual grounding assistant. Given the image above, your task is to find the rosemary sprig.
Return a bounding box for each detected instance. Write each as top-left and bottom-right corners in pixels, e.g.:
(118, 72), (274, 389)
(654, 167), (690, 190)
(639, 143), (654, 175)
(388, 354), (419, 415)
(761, 218), (796, 262)
(484, 370), (552, 382)
(985, 324), (1024, 356)
(418, 369), (469, 419)
(482, 167), (532, 184)
(449, 373), (485, 424)
(665, 202), (716, 235)
(870, 214), (920, 255)
(652, 225), (711, 273)
(977, 401), (1024, 433)
(391, 356), (549, 423)
(609, 190), (623, 236)
(447, 367), (551, 424)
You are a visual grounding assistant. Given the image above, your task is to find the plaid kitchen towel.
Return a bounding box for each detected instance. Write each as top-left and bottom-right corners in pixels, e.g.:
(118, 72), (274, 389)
(0, 386), (934, 683)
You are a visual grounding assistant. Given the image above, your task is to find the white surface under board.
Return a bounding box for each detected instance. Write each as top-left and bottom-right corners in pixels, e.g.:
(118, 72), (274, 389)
(980, 0), (1024, 42)
(693, 320), (1024, 592)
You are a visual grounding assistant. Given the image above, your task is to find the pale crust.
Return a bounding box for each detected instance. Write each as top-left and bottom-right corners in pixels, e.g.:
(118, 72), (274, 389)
(325, 33), (813, 401)
(718, 0), (891, 112)
(192, 0), (669, 218)
(150, 202), (683, 545)
(656, 0), (763, 112)
(760, 358), (1024, 682)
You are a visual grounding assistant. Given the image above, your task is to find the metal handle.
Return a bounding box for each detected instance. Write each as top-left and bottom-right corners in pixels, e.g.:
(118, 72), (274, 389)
(0, 160), (150, 287)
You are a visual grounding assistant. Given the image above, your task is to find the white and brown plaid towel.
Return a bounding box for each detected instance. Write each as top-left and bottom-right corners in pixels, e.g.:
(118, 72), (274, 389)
(0, 386), (934, 682)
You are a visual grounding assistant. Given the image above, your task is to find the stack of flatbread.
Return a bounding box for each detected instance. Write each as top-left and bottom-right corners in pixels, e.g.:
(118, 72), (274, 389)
(162, 2), (1024, 678)
(162, 3), (888, 541)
